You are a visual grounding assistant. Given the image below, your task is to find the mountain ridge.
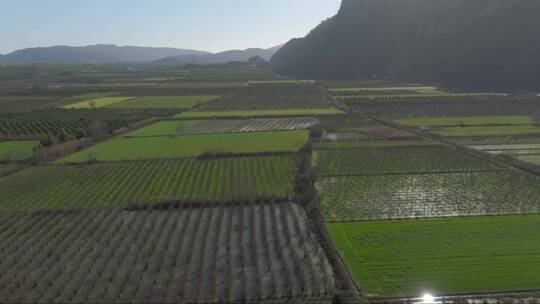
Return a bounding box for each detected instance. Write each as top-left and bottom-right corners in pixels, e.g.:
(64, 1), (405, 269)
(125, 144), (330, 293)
(271, 0), (540, 89)
(0, 44), (210, 65)
(152, 45), (282, 65)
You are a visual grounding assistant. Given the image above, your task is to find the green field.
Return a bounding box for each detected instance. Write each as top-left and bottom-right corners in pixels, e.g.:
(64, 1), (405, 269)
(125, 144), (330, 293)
(0, 156), (297, 212)
(160, 82), (248, 89)
(61, 130), (309, 162)
(313, 146), (499, 176)
(399, 115), (532, 127)
(107, 95), (218, 109)
(0, 140), (40, 161)
(179, 108), (344, 118)
(329, 86), (441, 92)
(63, 96), (134, 109)
(123, 120), (205, 137)
(436, 125), (540, 137)
(327, 215), (540, 298)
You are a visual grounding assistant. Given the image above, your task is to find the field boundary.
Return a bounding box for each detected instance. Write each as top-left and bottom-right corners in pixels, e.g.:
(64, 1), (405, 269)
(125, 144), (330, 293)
(294, 139), (364, 303)
(316, 168), (506, 178)
(370, 115), (540, 177)
(370, 289), (540, 304)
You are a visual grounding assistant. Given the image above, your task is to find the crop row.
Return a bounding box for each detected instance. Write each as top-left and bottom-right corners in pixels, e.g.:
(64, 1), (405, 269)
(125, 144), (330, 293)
(187, 118), (318, 134)
(0, 155), (298, 213)
(313, 146), (501, 176)
(0, 118), (126, 137)
(0, 96), (63, 113)
(0, 201), (335, 303)
(344, 96), (540, 118)
(233, 117), (319, 132)
(195, 97), (332, 112)
(327, 215), (540, 298)
(316, 170), (540, 221)
(0, 108), (179, 137)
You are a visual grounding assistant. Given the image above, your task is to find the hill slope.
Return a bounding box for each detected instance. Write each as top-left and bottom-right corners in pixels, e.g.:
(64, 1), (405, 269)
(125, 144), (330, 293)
(154, 45), (282, 65)
(271, 0), (540, 89)
(0, 45), (209, 64)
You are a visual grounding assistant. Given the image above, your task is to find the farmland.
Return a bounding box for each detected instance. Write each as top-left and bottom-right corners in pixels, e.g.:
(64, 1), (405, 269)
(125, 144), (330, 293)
(316, 171), (540, 221)
(180, 108), (343, 118)
(313, 139), (435, 150)
(124, 120), (204, 137)
(107, 95), (218, 109)
(0, 202), (334, 303)
(398, 115), (533, 127)
(435, 125), (540, 137)
(64, 97), (134, 109)
(0, 156), (297, 212)
(327, 215), (540, 298)
(0, 108), (178, 138)
(2, 65), (540, 303)
(60, 130), (309, 163)
(313, 146), (499, 176)
(344, 95), (540, 119)
(0, 140), (40, 161)
(125, 117), (318, 137)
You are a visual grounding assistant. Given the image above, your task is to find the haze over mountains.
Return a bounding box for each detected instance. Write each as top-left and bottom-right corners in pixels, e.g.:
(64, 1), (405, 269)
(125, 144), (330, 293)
(272, 0), (540, 89)
(153, 45), (282, 65)
(0, 44), (282, 65)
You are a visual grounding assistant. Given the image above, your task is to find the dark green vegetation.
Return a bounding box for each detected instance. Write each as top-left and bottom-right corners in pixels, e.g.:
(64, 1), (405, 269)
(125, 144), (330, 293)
(314, 146), (499, 176)
(345, 95), (540, 119)
(0, 201), (334, 303)
(0, 156), (297, 212)
(182, 82), (342, 117)
(0, 109), (176, 139)
(327, 215), (540, 297)
(272, 0), (540, 90)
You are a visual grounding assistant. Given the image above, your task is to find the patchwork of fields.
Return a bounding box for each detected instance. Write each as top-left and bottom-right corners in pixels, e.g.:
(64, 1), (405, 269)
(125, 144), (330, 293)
(2, 68), (540, 303)
(0, 202), (334, 303)
(311, 82), (540, 301)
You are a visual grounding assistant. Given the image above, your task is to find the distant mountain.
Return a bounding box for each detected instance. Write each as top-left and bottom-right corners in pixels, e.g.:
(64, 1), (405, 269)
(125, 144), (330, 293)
(0, 44), (209, 65)
(153, 45), (282, 65)
(272, 0), (540, 89)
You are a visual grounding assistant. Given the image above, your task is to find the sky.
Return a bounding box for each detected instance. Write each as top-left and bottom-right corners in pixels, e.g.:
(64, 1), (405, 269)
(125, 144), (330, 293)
(0, 0), (342, 54)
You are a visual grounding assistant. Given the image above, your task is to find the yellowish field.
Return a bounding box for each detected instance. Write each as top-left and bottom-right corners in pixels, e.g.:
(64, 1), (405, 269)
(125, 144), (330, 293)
(63, 97), (134, 109)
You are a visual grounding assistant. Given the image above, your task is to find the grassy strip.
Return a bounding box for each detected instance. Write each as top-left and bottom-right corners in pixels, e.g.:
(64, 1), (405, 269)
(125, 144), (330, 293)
(436, 125), (540, 137)
(107, 95), (218, 109)
(123, 120), (205, 137)
(63, 97), (134, 109)
(399, 115), (532, 127)
(0, 140), (40, 161)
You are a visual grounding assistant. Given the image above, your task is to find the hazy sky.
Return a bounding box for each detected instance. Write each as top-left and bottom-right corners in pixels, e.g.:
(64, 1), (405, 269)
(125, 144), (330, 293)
(0, 0), (342, 54)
